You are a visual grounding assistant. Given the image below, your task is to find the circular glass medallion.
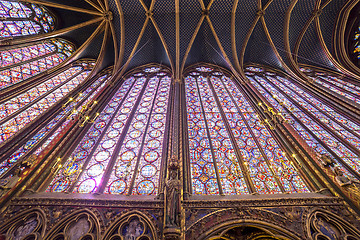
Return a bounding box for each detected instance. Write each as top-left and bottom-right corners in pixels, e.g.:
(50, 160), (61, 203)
(154, 107), (165, 113)
(76, 150), (87, 160)
(120, 151), (136, 161)
(82, 139), (94, 149)
(134, 121), (145, 129)
(121, 107), (131, 114)
(144, 151), (159, 162)
(151, 121), (163, 129)
(105, 107), (115, 114)
(153, 114), (164, 120)
(141, 164), (157, 178)
(125, 139), (139, 148)
(87, 163), (104, 177)
(102, 139), (116, 149)
(95, 151), (110, 162)
(94, 122), (105, 129)
(149, 129), (161, 138)
(129, 130), (141, 138)
(109, 180), (126, 194)
(51, 179), (69, 192)
(112, 121), (124, 129)
(147, 139), (160, 149)
(136, 180), (155, 195)
(77, 179), (96, 193)
(136, 114), (147, 121)
(107, 130), (120, 138)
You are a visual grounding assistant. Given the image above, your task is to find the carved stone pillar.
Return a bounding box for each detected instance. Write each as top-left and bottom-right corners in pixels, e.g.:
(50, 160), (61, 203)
(163, 159), (181, 240)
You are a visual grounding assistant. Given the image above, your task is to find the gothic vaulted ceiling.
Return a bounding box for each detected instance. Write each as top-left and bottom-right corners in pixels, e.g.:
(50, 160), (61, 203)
(32, 0), (350, 78)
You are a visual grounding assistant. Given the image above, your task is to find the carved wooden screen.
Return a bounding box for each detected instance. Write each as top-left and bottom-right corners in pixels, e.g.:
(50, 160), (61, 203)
(184, 66), (309, 195)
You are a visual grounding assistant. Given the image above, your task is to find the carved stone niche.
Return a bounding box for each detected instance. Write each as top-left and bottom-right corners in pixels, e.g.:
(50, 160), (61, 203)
(209, 226), (290, 240)
(306, 209), (360, 240)
(102, 211), (157, 240)
(0, 208), (46, 240)
(44, 209), (100, 240)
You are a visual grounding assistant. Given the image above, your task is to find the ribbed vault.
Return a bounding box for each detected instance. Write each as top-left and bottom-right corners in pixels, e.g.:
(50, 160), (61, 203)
(8, 0), (356, 80)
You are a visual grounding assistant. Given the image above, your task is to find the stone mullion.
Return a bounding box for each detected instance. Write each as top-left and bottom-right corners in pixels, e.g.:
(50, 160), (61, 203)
(264, 75), (360, 158)
(273, 77), (360, 141)
(315, 76), (360, 102)
(291, 76), (360, 124)
(64, 77), (139, 193)
(194, 75), (223, 195)
(158, 79), (176, 197)
(251, 75), (360, 180)
(292, 76), (360, 126)
(96, 75), (152, 194)
(309, 83), (360, 125)
(0, 50), (57, 72)
(242, 78), (326, 192)
(220, 77), (287, 193)
(127, 76), (163, 195)
(0, 62), (74, 104)
(206, 75), (256, 194)
(0, 69), (84, 126)
(35, 73), (119, 192)
(0, 65), (92, 159)
(180, 79), (192, 198)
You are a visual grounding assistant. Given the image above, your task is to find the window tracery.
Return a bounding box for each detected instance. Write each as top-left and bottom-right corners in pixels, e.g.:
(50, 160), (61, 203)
(300, 66), (360, 105)
(246, 66), (360, 181)
(0, 0), (55, 38)
(0, 61), (94, 143)
(0, 39), (74, 90)
(48, 66), (172, 196)
(185, 66), (309, 195)
(0, 69), (108, 176)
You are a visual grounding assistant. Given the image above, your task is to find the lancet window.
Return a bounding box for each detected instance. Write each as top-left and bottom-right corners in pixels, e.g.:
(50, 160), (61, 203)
(246, 66), (360, 181)
(0, 0), (55, 38)
(0, 67), (108, 176)
(353, 24), (360, 60)
(0, 39), (74, 89)
(184, 66), (309, 195)
(48, 66), (172, 196)
(0, 61), (95, 143)
(300, 66), (360, 105)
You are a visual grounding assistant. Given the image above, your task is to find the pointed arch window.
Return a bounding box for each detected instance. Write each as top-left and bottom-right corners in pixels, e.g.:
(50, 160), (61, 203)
(0, 0), (55, 38)
(48, 66), (172, 196)
(0, 38), (75, 89)
(184, 66), (309, 195)
(0, 60), (95, 143)
(0, 68), (109, 176)
(300, 66), (360, 105)
(246, 66), (360, 181)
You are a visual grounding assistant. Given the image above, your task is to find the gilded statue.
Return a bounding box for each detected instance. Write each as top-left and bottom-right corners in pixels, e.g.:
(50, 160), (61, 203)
(0, 168), (21, 197)
(165, 161), (181, 227)
(334, 167), (360, 187)
(318, 153), (335, 167)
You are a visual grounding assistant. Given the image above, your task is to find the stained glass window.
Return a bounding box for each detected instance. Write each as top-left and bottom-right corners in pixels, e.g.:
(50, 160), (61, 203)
(48, 66), (172, 196)
(0, 71), (109, 176)
(353, 25), (360, 59)
(0, 0), (55, 38)
(0, 38), (74, 89)
(300, 67), (360, 105)
(185, 66), (309, 195)
(246, 66), (360, 180)
(0, 61), (95, 143)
